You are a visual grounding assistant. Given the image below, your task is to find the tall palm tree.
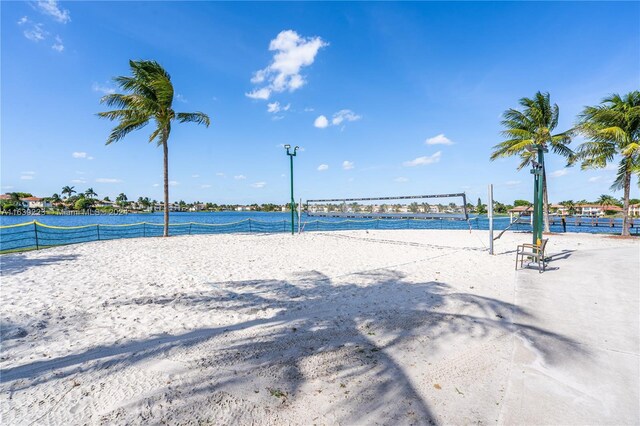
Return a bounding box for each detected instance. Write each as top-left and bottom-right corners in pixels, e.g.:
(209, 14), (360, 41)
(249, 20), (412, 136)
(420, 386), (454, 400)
(490, 92), (573, 232)
(573, 92), (640, 236)
(61, 186), (76, 199)
(85, 188), (97, 199)
(98, 60), (211, 237)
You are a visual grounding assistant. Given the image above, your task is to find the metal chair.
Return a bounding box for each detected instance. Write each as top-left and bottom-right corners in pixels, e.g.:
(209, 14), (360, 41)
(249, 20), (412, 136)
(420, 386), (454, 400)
(516, 238), (548, 273)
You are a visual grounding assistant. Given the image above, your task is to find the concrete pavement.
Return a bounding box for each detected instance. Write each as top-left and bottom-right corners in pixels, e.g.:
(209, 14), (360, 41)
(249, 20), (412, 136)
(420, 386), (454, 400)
(500, 244), (640, 424)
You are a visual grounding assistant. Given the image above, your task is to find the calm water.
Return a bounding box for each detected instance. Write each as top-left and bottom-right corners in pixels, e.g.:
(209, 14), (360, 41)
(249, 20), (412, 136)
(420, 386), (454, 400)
(0, 211), (635, 235)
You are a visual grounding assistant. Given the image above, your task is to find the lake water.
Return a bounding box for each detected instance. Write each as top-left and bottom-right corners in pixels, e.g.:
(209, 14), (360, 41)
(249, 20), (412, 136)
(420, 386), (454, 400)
(1, 211), (636, 253)
(1, 211), (635, 234)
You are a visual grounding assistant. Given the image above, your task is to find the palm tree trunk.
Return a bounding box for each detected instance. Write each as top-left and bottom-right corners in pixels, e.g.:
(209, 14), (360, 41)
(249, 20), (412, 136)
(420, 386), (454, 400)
(162, 134), (170, 238)
(542, 168), (550, 233)
(622, 163), (631, 237)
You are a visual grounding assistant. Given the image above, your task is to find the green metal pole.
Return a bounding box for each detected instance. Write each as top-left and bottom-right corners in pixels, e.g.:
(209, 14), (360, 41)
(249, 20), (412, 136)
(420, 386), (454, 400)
(536, 147), (545, 245)
(289, 153), (295, 235)
(533, 169), (539, 246)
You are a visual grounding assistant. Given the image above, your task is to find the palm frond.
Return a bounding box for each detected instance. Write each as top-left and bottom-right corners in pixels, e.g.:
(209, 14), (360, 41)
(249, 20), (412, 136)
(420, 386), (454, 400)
(610, 159), (628, 191)
(106, 117), (150, 145)
(177, 112), (211, 127)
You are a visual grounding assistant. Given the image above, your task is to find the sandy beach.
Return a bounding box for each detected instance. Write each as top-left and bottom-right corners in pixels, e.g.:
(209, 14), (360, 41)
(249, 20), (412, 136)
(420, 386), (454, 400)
(1, 230), (638, 425)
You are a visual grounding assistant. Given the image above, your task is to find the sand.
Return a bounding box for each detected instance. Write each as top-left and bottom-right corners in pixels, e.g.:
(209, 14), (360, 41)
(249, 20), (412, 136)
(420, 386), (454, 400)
(0, 230), (638, 425)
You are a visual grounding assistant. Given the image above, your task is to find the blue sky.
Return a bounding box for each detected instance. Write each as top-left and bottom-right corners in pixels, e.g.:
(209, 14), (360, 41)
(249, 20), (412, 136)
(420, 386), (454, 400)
(2, 1), (639, 205)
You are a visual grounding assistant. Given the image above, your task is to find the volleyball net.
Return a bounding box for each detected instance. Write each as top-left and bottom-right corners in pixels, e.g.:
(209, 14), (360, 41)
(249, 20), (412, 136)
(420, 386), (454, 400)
(305, 193), (469, 220)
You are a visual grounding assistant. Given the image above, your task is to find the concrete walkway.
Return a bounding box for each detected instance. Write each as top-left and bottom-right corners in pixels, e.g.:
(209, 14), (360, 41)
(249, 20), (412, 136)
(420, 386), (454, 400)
(501, 244), (640, 425)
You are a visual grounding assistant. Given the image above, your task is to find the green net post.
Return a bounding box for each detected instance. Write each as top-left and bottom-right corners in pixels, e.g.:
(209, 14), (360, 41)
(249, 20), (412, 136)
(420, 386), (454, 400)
(33, 221), (39, 250)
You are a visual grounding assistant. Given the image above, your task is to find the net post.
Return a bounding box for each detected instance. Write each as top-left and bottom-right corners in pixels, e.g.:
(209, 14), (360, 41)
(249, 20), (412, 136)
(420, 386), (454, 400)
(33, 221), (39, 250)
(298, 197), (302, 234)
(462, 193), (468, 220)
(143, 223), (146, 238)
(488, 184), (494, 255)
(189, 222), (192, 235)
(97, 224), (100, 240)
(249, 219), (252, 233)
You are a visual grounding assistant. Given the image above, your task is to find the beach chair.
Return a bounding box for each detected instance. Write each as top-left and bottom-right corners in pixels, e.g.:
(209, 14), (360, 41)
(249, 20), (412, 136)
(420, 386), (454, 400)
(515, 238), (548, 273)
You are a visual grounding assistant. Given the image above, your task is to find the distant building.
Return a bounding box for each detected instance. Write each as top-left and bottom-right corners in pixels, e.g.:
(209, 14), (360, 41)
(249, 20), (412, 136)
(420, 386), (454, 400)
(630, 204), (640, 217)
(576, 204), (622, 216)
(20, 197), (51, 209)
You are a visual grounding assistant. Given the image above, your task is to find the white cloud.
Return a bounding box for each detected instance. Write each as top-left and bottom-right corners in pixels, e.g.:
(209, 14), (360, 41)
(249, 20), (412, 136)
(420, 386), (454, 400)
(2, 186), (14, 190)
(96, 178), (122, 183)
(304, 107), (315, 112)
(92, 82), (115, 95)
(51, 35), (63, 52)
(331, 109), (361, 126)
(550, 169), (569, 178)
(34, 1), (71, 23)
(505, 180), (521, 186)
(342, 160), (355, 170)
(246, 30), (328, 100)
(315, 110), (361, 129)
(588, 176), (602, 182)
(70, 178), (86, 184)
(191, 174), (200, 178)
(20, 175), (35, 180)
(216, 172), (225, 177)
(251, 181), (267, 188)
(234, 175), (246, 180)
(22, 171), (36, 175)
(425, 134), (454, 146)
(267, 101), (291, 113)
(246, 88), (271, 100)
(317, 164), (329, 171)
(152, 183), (160, 187)
(17, 16), (28, 25)
(403, 151), (442, 167)
(200, 184), (212, 189)
(394, 177), (408, 183)
(175, 93), (188, 103)
(23, 23), (46, 41)
(169, 180), (179, 186)
(72, 151), (93, 159)
(314, 115), (329, 128)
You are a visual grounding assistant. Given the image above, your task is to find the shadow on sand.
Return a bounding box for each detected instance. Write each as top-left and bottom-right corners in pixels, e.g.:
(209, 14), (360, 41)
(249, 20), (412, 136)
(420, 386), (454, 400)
(0, 253), (80, 276)
(1, 268), (586, 424)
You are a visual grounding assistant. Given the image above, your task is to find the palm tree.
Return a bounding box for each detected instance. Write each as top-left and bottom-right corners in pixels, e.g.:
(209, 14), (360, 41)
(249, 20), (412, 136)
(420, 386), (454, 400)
(559, 200), (576, 216)
(98, 60), (211, 237)
(116, 193), (128, 208)
(596, 194), (621, 207)
(490, 92), (573, 232)
(85, 188), (97, 199)
(61, 186), (76, 199)
(573, 92), (640, 236)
